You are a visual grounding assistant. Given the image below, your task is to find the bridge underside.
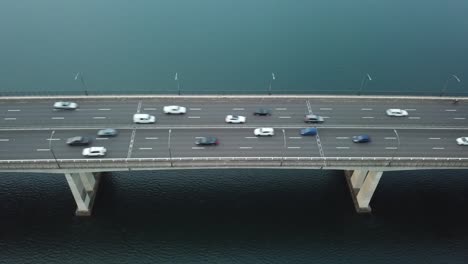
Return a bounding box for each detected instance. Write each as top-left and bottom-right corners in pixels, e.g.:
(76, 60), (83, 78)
(65, 172), (101, 216)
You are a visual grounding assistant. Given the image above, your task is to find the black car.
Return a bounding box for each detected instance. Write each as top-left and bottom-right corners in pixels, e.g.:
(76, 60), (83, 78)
(253, 108), (272, 116)
(66, 136), (91, 146)
(195, 137), (219, 146)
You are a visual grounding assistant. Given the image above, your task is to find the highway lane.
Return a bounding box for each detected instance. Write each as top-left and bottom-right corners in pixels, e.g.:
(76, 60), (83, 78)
(1, 128), (468, 160)
(1, 98), (468, 128)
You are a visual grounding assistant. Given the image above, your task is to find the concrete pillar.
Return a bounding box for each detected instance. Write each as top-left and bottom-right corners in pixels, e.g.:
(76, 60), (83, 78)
(356, 171), (383, 211)
(350, 170), (368, 189)
(65, 172), (102, 216)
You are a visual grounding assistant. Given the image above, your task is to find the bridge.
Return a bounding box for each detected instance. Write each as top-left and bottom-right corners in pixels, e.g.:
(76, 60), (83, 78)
(1, 95), (467, 215)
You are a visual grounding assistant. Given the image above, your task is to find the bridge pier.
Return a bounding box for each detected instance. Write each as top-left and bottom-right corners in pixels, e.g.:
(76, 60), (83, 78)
(65, 172), (102, 216)
(345, 170), (383, 213)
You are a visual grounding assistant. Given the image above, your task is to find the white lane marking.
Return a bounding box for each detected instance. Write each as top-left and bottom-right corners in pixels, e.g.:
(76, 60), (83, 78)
(385, 147), (398, 150)
(127, 129), (137, 158)
(445, 109), (457, 112)
(362, 117), (374, 119)
(145, 137), (159, 140)
(454, 117), (466, 120)
(51, 117), (64, 120)
(7, 109), (21, 112)
(192, 147), (205, 150)
(95, 138), (108, 140)
(289, 137), (302, 139)
(137, 101), (142, 113)
(320, 108), (333, 110)
(336, 147), (350, 149)
(93, 117), (106, 119)
(245, 137), (257, 139)
(143, 108), (157, 111)
(384, 137), (396, 140)
(429, 138), (440, 140)
(0, 139), (10, 142)
(322, 116), (330, 119)
(432, 147), (445, 150)
(279, 116), (291, 118)
(233, 108), (245, 110)
(336, 137), (349, 139)
(405, 109), (417, 111)
(239, 147), (252, 149)
(189, 108), (201, 110)
(275, 108), (287, 110)
(409, 117), (421, 119)
(46, 138), (61, 141)
(195, 137), (205, 139)
(139, 147), (152, 150)
(361, 108), (373, 111)
(98, 108), (111, 111)
(188, 116), (200, 118)
(4, 118), (16, 120)
(37, 149), (50, 151)
(287, 146), (301, 149)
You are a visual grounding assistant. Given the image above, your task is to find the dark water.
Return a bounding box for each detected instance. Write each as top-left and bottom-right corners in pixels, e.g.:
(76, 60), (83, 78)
(1, 0), (468, 262)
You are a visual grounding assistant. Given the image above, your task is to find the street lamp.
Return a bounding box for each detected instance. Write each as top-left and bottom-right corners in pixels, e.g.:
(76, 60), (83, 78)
(74, 72), (89, 96)
(440, 74), (461, 96)
(280, 129), (286, 166)
(268, 72), (276, 95)
(175, 72), (181, 95)
(358, 73), (372, 95)
(49, 130), (61, 169)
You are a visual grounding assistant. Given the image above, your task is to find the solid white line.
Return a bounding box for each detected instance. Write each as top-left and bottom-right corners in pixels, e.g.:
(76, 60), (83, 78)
(51, 117), (64, 120)
(336, 137), (349, 139)
(432, 147), (445, 150)
(409, 117), (421, 119)
(95, 138), (108, 140)
(361, 108), (373, 111)
(143, 108), (157, 110)
(93, 117), (106, 119)
(287, 146), (301, 149)
(428, 138), (440, 140)
(46, 138), (61, 141)
(192, 147), (205, 150)
(275, 108), (287, 110)
(245, 137), (257, 139)
(279, 116), (291, 118)
(336, 147), (350, 149)
(189, 108), (201, 110)
(98, 108), (111, 111)
(445, 109), (457, 112)
(384, 137), (396, 140)
(139, 148), (152, 150)
(232, 108), (244, 110)
(145, 137), (159, 140)
(239, 147), (252, 149)
(362, 117), (374, 119)
(454, 117), (466, 120)
(36, 149), (50, 151)
(289, 137), (302, 139)
(7, 109), (20, 112)
(385, 147), (398, 150)
(4, 118), (16, 120)
(188, 116), (200, 118)
(0, 139), (9, 142)
(405, 109), (417, 111)
(320, 108), (333, 110)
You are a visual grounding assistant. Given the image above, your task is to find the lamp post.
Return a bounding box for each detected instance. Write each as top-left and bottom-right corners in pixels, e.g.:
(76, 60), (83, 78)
(175, 72), (180, 95)
(74, 72), (89, 96)
(358, 73), (372, 95)
(280, 129), (286, 166)
(440, 74), (461, 96)
(268, 72), (276, 95)
(389, 129), (400, 167)
(168, 129), (173, 167)
(49, 130), (61, 169)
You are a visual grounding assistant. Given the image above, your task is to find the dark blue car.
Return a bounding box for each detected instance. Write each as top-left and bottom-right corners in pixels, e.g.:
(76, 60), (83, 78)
(352, 134), (370, 143)
(300, 128), (317, 136)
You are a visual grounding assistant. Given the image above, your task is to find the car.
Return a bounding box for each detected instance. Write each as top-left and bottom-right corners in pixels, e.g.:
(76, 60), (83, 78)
(163, 105), (187, 114)
(66, 136), (91, 146)
(300, 128), (317, 136)
(304, 114), (324, 123)
(53, 101), (78, 110)
(254, 128), (275, 136)
(456, 137), (468, 145)
(225, 115), (246, 124)
(352, 135), (371, 143)
(97, 128), (118, 137)
(82, 147), (107, 157)
(195, 137), (219, 146)
(386, 109), (409, 117)
(133, 113), (156, 124)
(253, 108), (272, 116)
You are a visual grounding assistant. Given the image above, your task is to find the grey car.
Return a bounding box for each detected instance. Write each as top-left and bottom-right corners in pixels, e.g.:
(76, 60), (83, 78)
(66, 136), (91, 146)
(195, 137), (219, 146)
(97, 128), (118, 137)
(304, 114), (324, 123)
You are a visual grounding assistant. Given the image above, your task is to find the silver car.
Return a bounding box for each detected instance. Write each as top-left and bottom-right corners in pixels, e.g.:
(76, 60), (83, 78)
(97, 128), (118, 137)
(53, 101), (78, 110)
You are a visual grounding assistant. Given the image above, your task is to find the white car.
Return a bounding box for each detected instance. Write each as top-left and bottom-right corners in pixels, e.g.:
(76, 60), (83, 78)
(82, 147), (107, 157)
(163, 105), (187, 114)
(456, 137), (468, 145)
(225, 115), (246, 124)
(386, 109), (408, 117)
(133, 113), (156, 124)
(254, 128), (275, 136)
(53, 101), (78, 110)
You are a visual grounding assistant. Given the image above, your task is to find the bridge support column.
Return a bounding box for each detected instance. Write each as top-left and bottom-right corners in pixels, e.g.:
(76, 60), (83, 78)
(65, 172), (102, 216)
(345, 170), (383, 213)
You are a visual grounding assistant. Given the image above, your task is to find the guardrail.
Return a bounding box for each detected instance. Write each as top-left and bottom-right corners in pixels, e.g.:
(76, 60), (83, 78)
(1, 157), (468, 171)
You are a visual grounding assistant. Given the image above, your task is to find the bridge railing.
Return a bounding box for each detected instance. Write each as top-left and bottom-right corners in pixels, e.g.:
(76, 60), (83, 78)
(1, 157), (468, 170)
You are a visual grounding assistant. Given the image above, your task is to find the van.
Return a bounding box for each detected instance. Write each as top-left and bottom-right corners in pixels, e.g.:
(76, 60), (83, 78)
(133, 113), (156, 124)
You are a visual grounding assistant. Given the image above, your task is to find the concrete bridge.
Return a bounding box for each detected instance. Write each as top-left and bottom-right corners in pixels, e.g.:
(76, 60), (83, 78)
(1, 95), (467, 215)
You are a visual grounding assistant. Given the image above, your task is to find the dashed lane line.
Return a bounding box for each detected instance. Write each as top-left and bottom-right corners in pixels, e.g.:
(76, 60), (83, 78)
(98, 109), (111, 111)
(278, 116), (291, 118)
(289, 137), (302, 139)
(7, 110), (21, 112)
(405, 109), (417, 111)
(46, 138), (61, 141)
(93, 117), (106, 119)
(188, 116), (200, 118)
(319, 108), (333, 110)
(287, 146), (301, 149)
(0, 139), (10, 142)
(51, 117), (64, 120)
(409, 117), (421, 119)
(429, 138), (440, 140)
(239, 147), (252, 149)
(36, 149), (50, 151)
(432, 147), (445, 150)
(145, 137), (159, 140)
(192, 147), (205, 150)
(232, 108), (245, 110)
(95, 138), (108, 140)
(336, 137), (349, 139)
(139, 148), (152, 150)
(384, 137), (396, 140)
(4, 118), (16, 120)
(445, 109), (457, 112)
(361, 108), (373, 111)
(245, 137), (257, 139)
(143, 108), (157, 111)
(362, 117), (374, 119)
(454, 117), (466, 120)
(189, 108), (201, 110)
(275, 108), (287, 110)
(385, 147), (398, 150)
(336, 147), (350, 149)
